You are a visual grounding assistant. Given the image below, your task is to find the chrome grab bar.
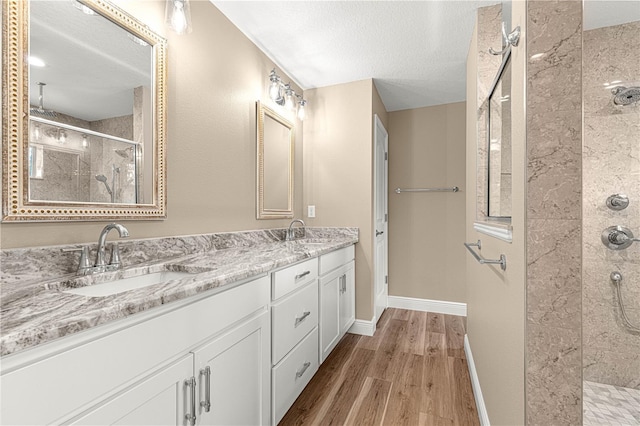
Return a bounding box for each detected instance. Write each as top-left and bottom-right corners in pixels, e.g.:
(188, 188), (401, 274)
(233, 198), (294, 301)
(395, 186), (459, 194)
(464, 240), (507, 271)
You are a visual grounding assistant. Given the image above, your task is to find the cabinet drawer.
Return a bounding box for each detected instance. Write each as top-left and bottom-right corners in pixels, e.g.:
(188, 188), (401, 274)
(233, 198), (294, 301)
(272, 257), (318, 300)
(319, 245), (355, 276)
(272, 327), (319, 424)
(272, 281), (318, 364)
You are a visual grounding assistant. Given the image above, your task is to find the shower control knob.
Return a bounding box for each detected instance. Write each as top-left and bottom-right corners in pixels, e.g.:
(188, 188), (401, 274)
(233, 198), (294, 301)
(606, 194), (629, 211)
(601, 225), (640, 250)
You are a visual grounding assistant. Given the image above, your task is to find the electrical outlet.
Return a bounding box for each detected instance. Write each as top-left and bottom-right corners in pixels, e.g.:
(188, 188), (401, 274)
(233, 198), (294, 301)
(308, 205), (316, 218)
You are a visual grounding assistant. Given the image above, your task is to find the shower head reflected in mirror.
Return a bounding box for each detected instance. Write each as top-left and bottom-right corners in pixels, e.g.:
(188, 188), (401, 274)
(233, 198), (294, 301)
(95, 174), (113, 196)
(114, 146), (135, 160)
(612, 86), (640, 106)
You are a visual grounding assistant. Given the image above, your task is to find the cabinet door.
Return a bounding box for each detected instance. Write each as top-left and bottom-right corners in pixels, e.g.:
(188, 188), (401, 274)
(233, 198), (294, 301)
(339, 262), (356, 336)
(69, 354), (193, 426)
(193, 310), (270, 426)
(320, 272), (340, 363)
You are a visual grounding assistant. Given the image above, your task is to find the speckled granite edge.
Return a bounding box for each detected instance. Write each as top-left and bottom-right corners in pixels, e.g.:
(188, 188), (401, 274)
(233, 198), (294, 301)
(0, 227), (358, 357)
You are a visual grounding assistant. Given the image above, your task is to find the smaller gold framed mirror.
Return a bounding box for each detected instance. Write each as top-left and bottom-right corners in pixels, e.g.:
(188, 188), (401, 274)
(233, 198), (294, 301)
(256, 101), (294, 219)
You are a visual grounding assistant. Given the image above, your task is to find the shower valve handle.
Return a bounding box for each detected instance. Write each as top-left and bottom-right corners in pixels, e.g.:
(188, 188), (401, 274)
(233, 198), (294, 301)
(601, 226), (640, 250)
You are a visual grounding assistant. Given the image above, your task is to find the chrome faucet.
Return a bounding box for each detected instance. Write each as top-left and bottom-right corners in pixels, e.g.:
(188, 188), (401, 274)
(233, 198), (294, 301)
(95, 223), (129, 272)
(286, 219), (306, 241)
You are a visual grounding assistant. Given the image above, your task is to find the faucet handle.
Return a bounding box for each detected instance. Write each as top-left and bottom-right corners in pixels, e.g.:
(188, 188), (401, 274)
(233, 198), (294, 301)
(62, 246), (92, 274)
(109, 242), (122, 268)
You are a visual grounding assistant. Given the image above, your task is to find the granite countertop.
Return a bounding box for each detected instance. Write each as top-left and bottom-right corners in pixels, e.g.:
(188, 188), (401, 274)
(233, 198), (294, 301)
(1, 230), (358, 358)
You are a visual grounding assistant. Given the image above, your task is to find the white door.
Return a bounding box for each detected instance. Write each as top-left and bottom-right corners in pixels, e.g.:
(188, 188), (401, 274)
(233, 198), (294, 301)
(69, 354), (193, 425)
(193, 311), (270, 426)
(339, 262), (356, 335)
(373, 114), (389, 323)
(320, 270), (340, 363)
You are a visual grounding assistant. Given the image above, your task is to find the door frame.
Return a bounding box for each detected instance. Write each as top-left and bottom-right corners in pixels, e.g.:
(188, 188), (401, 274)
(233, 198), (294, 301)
(373, 114), (389, 324)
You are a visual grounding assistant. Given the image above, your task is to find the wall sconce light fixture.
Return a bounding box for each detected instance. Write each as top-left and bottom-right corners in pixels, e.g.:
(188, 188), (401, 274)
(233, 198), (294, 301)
(268, 69), (307, 120)
(165, 0), (192, 35)
(57, 129), (67, 144)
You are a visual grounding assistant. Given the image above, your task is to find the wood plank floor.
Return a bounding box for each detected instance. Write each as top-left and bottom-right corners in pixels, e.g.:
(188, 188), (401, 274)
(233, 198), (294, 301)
(280, 308), (480, 426)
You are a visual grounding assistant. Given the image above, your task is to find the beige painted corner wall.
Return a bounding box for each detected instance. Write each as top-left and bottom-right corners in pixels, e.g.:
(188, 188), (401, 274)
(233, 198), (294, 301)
(387, 102), (466, 303)
(464, 3), (526, 425)
(0, 0), (304, 248)
(303, 79), (387, 322)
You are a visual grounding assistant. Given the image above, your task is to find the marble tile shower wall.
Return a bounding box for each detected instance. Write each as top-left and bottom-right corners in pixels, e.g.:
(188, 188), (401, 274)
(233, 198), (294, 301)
(28, 113), (136, 204)
(525, 1), (583, 425)
(583, 21), (640, 390)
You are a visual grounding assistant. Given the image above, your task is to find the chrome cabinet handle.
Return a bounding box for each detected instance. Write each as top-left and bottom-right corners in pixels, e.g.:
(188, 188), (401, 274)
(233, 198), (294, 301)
(296, 361), (311, 378)
(200, 366), (211, 412)
(295, 311), (311, 327)
(295, 270), (311, 280)
(184, 377), (197, 425)
(339, 274), (346, 293)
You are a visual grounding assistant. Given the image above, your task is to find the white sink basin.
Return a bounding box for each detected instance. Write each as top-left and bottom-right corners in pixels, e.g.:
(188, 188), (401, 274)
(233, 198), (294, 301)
(64, 271), (193, 297)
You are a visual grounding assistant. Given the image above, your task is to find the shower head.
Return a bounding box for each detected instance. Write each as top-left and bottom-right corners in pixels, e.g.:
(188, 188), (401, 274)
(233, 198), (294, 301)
(95, 174), (113, 196)
(612, 86), (640, 106)
(30, 82), (57, 118)
(114, 146), (134, 159)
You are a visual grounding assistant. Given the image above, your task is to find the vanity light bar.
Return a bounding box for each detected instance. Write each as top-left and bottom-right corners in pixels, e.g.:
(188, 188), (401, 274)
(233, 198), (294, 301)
(268, 69), (307, 120)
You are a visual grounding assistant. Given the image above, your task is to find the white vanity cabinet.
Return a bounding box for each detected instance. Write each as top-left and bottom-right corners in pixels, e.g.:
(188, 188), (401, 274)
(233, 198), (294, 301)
(0, 276), (271, 426)
(319, 246), (356, 363)
(270, 257), (320, 424)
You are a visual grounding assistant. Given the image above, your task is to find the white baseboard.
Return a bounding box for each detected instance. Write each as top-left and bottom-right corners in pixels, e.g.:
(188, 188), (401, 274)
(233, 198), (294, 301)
(348, 318), (376, 336)
(387, 295), (467, 316)
(464, 335), (490, 426)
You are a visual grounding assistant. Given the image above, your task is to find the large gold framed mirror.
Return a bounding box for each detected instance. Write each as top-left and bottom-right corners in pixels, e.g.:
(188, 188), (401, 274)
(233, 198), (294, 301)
(256, 101), (294, 219)
(1, 0), (166, 221)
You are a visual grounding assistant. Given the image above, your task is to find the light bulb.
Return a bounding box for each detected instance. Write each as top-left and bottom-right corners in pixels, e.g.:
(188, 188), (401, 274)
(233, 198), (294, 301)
(284, 86), (295, 110)
(168, 0), (191, 35)
(58, 129), (66, 143)
(82, 134), (88, 148)
(269, 80), (281, 102)
(33, 123), (41, 141)
(297, 100), (306, 121)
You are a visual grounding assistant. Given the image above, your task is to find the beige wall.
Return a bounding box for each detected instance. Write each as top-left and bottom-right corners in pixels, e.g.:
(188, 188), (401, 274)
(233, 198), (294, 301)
(303, 79), (386, 322)
(465, 4), (526, 425)
(1, 0), (304, 248)
(387, 103), (466, 303)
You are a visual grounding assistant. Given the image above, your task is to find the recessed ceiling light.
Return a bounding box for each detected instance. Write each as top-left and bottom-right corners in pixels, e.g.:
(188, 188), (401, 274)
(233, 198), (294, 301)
(28, 56), (45, 67)
(73, 1), (96, 15)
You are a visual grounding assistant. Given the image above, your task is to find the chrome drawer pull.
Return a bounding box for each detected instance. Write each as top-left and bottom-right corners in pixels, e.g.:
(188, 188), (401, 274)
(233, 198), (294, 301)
(184, 377), (197, 425)
(295, 311), (311, 327)
(200, 366), (211, 412)
(296, 361), (311, 378)
(295, 270), (311, 280)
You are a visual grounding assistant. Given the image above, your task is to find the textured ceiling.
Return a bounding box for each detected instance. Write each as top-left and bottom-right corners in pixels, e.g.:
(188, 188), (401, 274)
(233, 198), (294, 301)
(212, 1), (498, 112)
(212, 0), (640, 112)
(30, 1), (151, 121)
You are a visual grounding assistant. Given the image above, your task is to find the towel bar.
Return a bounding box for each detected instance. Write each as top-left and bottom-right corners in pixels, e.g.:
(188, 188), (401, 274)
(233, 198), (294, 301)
(464, 240), (507, 271)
